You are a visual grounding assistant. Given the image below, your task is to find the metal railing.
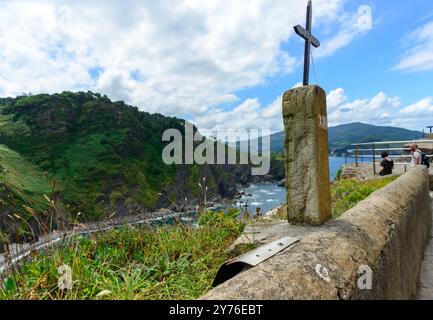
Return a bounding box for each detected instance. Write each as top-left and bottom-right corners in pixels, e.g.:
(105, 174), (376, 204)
(346, 139), (433, 175)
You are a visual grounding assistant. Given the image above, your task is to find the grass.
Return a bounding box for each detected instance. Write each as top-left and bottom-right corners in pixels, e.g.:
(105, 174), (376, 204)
(331, 176), (398, 218)
(0, 171), (398, 300)
(270, 152), (284, 161)
(273, 175), (398, 220)
(0, 144), (52, 213)
(0, 209), (249, 300)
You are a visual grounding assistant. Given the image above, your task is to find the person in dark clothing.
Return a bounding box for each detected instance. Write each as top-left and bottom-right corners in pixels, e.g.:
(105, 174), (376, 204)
(255, 207), (262, 218)
(379, 151), (394, 176)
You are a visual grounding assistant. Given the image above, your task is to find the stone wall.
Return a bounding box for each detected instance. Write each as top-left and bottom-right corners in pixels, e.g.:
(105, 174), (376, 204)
(201, 166), (432, 300)
(340, 163), (409, 181)
(429, 167), (433, 191)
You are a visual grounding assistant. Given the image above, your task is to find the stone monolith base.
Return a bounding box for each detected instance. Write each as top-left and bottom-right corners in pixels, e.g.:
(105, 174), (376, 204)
(282, 85), (331, 225)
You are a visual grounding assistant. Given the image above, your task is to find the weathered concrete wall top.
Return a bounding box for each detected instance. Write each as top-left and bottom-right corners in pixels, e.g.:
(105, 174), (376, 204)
(429, 167), (433, 191)
(201, 166), (432, 300)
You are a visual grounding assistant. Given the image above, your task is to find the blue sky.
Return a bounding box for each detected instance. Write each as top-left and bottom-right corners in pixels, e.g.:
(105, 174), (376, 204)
(238, 0), (433, 106)
(313, 0), (433, 105)
(0, 0), (432, 133)
(225, 0), (433, 132)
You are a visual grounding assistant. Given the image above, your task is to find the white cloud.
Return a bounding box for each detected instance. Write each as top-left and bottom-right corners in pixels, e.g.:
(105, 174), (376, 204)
(315, 5), (372, 58)
(399, 97), (433, 116)
(0, 0), (372, 119)
(193, 95), (284, 133)
(291, 82), (304, 89)
(327, 88), (433, 131)
(394, 21), (433, 72)
(328, 91), (401, 126)
(326, 88), (347, 112)
(191, 86), (432, 135)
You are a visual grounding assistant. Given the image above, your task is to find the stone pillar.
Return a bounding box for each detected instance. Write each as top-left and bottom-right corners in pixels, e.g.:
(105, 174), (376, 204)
(282, 85), (331, 225)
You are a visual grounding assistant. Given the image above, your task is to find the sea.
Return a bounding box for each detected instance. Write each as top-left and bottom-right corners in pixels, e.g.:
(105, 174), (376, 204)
(234, 156), (356, 216)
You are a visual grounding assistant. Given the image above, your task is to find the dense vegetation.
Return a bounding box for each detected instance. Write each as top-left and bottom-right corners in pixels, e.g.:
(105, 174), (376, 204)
(0, 92), (243, 232)
(242, 122), (424, 155)
(0, 209), (251, 300)
(1, 174), (398, 300)
(274, 175), (397, 220)
(331, 176), (398, 218)
(0, 92), (186, 219)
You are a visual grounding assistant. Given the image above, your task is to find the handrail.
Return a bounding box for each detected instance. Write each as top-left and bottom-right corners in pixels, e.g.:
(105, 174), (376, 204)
(345, 138), (433, 173)
(351, 139), (433, 146)
(348, 155), (433, 158)
(347, 148), (411, 152)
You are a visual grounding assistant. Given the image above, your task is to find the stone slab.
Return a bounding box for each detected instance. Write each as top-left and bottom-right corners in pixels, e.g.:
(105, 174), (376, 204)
(282, 85), (331, 225)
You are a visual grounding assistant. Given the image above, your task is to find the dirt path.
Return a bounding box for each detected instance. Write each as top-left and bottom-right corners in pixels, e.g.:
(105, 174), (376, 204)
(417, 191), (433, 300)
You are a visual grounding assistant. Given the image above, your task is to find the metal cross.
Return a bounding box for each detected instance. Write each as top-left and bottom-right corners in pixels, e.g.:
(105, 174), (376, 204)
(294, 0), (320, 86)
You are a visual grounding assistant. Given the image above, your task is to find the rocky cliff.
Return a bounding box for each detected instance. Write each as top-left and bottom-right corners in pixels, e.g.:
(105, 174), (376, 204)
(0, 92), (277, 244)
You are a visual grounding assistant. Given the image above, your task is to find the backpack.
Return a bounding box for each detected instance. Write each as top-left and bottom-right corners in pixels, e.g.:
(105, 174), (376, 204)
(416, 150), (430, 168)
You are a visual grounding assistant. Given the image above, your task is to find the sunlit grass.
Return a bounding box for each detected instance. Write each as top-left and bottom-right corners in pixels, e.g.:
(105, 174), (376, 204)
(0, 172), (398, 300)
(0, 209), (249, 300)
(0, 144), (52, 213)
(273, 175), (398, 220)
(331, 176), (397, 218)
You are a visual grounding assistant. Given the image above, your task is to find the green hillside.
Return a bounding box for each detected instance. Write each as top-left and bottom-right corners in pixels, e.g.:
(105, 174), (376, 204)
(0, 92), (177, 220)
(327, 122), (424, 155)
(0, 144), (52, 213)
(243, 122), (424, 155)
(0, 92), (240, 228)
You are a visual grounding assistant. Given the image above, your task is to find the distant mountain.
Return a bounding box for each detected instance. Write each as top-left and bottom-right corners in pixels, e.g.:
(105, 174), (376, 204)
(240, 122), (424, 155)
(327, 122), (424, 155)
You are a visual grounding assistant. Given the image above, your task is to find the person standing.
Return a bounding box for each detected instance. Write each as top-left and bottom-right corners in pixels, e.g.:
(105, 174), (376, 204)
(255, 207), (262, 218)
(410, 143), (422, 168)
